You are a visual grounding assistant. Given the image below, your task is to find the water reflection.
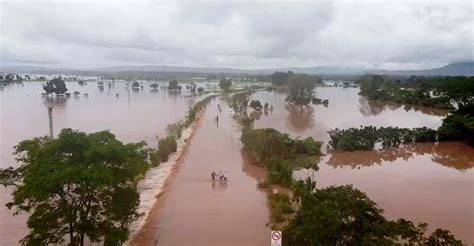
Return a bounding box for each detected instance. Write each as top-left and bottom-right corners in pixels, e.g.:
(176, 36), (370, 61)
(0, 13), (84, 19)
(358, 96), (448, 117)
(327, 142), (473, 171)
(285, 104), (314, 133)
(43, 95), (68, 108)
(211, 180), (228, 192)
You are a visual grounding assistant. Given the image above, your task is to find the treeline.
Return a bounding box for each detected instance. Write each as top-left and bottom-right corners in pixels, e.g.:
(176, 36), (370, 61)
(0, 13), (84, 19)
(358, 74), (474, 110)
(328, 103), (474, 150)
(328, 126), (437, 151)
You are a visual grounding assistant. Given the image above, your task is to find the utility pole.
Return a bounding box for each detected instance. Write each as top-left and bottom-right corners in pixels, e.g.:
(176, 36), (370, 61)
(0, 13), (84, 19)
(44, 101), (56, 138)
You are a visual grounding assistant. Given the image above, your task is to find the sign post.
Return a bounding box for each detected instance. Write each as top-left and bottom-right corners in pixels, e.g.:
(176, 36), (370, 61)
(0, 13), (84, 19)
(271, 230), (282, 246)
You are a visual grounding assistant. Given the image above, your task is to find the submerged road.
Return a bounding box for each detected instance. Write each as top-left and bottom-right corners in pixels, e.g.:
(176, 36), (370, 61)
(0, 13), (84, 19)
(131, 98), (270, 246)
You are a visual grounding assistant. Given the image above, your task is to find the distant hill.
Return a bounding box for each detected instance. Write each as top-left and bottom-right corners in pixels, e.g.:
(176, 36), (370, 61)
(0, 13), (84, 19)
(370, 62), (474, 76)
(1, 62), (472, 76)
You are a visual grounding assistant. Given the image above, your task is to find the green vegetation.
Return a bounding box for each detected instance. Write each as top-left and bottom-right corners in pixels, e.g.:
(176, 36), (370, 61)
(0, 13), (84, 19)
(270, 71), (294, 86)
(328, 126), (438, 151)
(0, 129), (148, 245)
(267, 159), (293, 187)
(329, 103), (474, 150)
(438, 103), (474, 147)
(231, 90), (463, 244)
(241, 128), (321, 166)
(286, 74), (323, 105)
(268, 193), (294, 223)
(284, 179), (463, 246)
(240, 128), (321, 187)
(150, 136), (177, 166)
(229, 90), (251, 114)
(358, 75), (474, 110)
(185, 95), (217, 126)
(168, 80), (180, 90)
(43, 77), (68, 94)
(151, 95), (218, 167)
(219, 78), (232, 91)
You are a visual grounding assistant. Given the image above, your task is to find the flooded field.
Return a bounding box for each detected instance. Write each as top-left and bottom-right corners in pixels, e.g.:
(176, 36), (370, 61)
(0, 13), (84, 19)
(252, 87), (474, 243)
(0, 81), (209, 245)
(1, 82), (473, 244)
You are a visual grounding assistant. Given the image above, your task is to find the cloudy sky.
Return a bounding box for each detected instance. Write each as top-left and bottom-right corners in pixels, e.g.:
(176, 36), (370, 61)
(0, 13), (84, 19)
(0, 0), (472, 70)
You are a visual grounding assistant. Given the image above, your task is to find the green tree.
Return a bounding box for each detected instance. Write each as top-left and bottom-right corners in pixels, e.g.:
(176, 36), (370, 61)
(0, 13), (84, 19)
(219, 78), (232, 91)
(0, 129), (149, 245)
(168, 80), (179, 90)
(284, 179), (463, 246)
(286, 74), (322, 105)
(43, 78), (68, 94)
(270, 71), (294, 86)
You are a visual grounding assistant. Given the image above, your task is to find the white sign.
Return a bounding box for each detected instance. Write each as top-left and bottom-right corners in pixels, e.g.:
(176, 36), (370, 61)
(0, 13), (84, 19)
(271, 230), (282, 246)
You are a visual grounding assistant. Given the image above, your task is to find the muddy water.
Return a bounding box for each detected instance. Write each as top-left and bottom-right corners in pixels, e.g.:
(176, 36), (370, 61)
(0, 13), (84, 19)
(0, 81), (204, 245)
(131, 98), (270, 246)
(252, 88), (474, 243)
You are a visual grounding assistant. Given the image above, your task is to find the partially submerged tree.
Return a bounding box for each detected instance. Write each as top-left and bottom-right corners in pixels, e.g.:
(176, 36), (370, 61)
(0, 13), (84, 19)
(150, 83), (159, 90)
(271, 71), (294, 86)
(0, 129), (149, 245)
(43, 78), (68, 95)
(168, 80), (180, 90)
(219, 78), (232, 92)
(286, 74), (322, 105)
(284, 179), (463, 246)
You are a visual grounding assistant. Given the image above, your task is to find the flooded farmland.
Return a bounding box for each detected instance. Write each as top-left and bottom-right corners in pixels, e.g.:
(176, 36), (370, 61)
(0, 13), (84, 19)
(0, 80), (210, 245)
(251, 87), (474, 243)
(1, 81), (473, 245)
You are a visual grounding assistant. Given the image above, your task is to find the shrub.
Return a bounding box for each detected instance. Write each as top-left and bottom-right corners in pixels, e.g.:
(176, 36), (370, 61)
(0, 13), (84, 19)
(269, 193), (294, 222)
(267, 159), (293, 187)
(158, 136), (177, 162)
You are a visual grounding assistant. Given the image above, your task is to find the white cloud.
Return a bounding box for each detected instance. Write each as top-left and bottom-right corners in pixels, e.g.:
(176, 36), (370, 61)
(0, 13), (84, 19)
(0, 0), (472, 69)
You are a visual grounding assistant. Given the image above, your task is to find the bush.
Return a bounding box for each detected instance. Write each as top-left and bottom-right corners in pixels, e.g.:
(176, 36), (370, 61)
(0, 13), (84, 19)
(284, 179), (463, 245)
(158, 136), (177, 162)
(219, 78), (232, 91)
(166, 122), (185, 139)
(328, 126), (443, 150)
(294, 137), (321, 155)
(267, 159), (293, 187)
(269, 193), (294, 222)
(150, 150), (161, 167)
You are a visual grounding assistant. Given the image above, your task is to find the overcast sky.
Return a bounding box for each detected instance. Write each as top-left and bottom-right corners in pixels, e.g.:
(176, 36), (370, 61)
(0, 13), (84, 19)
(0, 0), (472, 70)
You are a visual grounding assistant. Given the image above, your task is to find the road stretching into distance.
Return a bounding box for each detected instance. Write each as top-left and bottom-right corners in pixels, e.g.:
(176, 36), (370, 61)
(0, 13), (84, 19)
(131, 98), (270, 246)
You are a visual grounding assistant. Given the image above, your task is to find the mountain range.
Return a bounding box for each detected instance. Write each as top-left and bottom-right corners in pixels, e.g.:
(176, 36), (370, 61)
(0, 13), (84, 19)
(1, 62), (473, 76)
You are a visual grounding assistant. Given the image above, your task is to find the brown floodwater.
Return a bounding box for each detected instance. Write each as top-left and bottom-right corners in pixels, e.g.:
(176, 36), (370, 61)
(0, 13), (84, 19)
(0, 81), (207, 245)
(2, 83), (473, 244)
(130, 98), (270, 246)
(252, 88), (474, 243)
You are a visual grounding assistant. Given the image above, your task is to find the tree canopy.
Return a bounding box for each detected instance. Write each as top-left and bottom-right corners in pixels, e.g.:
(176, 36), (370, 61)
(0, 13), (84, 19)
(286, 74), (322, 105)
(284, 179), (463, 246)
(219, 78), (232, 91)
(43, 78), (68, 95)
(168, 80), (179, 90)
(357, 75), (474, 110)
(0, 129), (149, 245)
(270, 71), (294, 86)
